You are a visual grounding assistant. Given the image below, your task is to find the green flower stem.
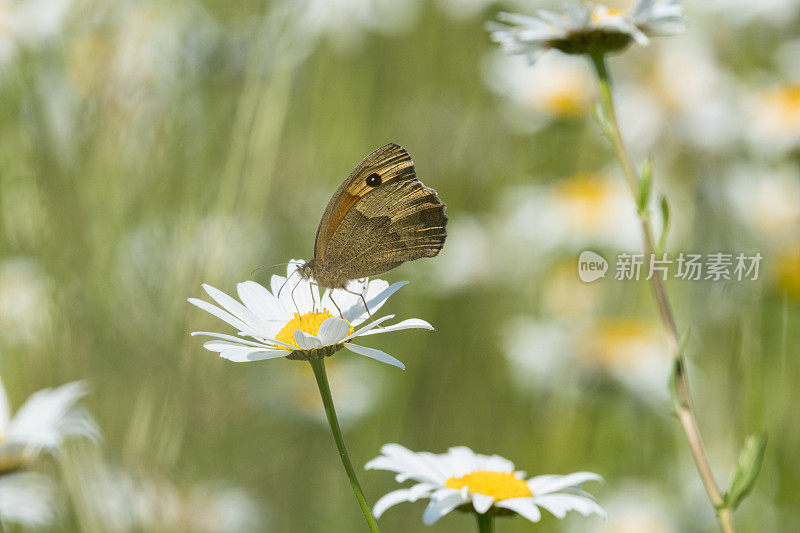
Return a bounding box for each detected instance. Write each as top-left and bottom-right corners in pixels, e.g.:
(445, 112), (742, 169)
(476, 513), (495, 533)
(589, 52), (736, 533)
(309, 356), (381, 533)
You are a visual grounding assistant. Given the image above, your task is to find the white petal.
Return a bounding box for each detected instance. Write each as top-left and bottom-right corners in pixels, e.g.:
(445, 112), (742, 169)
(358, 318), (434, 336)
(372, 483), (437, 518)
(219, 346), (288, 363)
(316, 317), (352, 346)
(343, 281), (408, 324)
(528, 472), (603, 495)
(201, 284), (265, 334)
(190, 331), (296, 351)
(345, 344), (405, 370)
(0, 472), (56, 527)
(294, 330), (322, 350)
(236, 281), (289, 323)
(340, 315), (395, 342)
(472, 493), (495, 514)
(422, 492), (464, 525)
(188, 298), (256, 337)
(529, 493), (606, 519)
(190, 332), (272, 348)
(495, 497), (542, 523)
(4, 382), (99, 454)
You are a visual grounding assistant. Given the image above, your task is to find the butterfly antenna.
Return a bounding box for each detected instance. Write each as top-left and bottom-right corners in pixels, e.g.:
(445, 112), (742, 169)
(276, 268), (300, 299)
(251, 261), (293, 277)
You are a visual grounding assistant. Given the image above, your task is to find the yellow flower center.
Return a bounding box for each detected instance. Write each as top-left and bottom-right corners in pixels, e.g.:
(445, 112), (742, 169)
(445, 471), (532, 501)
(591, 7), (625, 22)
(274, 310), (353, 350)
(765, 84), (800, 127)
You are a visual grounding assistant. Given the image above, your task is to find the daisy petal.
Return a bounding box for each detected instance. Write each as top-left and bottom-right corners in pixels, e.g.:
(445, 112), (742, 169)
(236, 281), (289, 323)
(340, 315), (395, 342)
(219, 346), (287, 362)
(422, 492), (464, 525)
(316, 317), (352, 346)
(495, 497), (543, 522)
(294, 330), (322, 350)
(528, 472), (603, 494)
(472, 493), (495, 514)
(345, 343), (405, 370)
(359, 318), (434, 336)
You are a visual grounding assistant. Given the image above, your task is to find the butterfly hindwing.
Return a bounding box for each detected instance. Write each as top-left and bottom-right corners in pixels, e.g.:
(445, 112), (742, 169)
(322, 178), (447, 280)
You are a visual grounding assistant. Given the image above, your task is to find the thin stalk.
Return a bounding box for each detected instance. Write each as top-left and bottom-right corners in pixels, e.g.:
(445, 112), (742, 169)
(309, 356), (381, 533)
(589, 52), (735, 533)
(476, 513), (495, 533)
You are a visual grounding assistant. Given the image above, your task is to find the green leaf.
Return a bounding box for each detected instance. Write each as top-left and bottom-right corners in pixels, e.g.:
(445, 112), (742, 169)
(657, 195), (670, 254)
(637, 157), (653, 214)
(668, 357), (684, 414)
(724, 433), (768, 511)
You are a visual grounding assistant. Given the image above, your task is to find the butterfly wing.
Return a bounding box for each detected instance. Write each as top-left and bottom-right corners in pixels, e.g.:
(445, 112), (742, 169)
(313, 143), (447, 280)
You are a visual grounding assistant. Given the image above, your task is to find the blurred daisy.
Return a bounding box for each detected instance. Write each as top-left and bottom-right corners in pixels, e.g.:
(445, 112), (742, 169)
(0, 472), (57, 528)
(0, 0), (73, 67)
(483, 50), (596, 131)
(74, 458), (264, 533)
(503, 316), (669, 403)
(495, 174), (643, 255)
(366, 444), (605, 525)
(746, 83), (800, 155)
(295, 0), (420, 53)
(0, 379), (99, 472)
(261, 357), (384, 426)
(488, 0), (685, 63)
(0, 257), (53, 347)
(725, 163), (800, 245)
(189, 260), (433, 370)
(0, 378), (98, 528)
(568, 482), (681, 533)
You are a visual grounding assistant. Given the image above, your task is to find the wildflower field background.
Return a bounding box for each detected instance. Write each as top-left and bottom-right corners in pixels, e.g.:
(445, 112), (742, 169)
(0, 0), (799, 531)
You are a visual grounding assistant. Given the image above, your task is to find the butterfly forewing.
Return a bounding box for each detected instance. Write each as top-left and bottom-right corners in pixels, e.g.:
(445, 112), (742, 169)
(311, 143), (447, 283)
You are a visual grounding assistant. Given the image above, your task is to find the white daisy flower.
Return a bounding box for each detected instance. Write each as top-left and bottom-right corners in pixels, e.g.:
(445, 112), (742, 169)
(188, 260), (433, 370)
(488, 0), (685, 63)
(0, 472), (57, 527)
(0, 378), (100, 472)
(366, 444), (605, 525)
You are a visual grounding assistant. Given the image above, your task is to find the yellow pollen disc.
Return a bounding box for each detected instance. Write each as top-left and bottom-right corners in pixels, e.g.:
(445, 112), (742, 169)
(445, 471), (532, 501)
(591, 7), (624, 22)
(274, 310), (353, 350)
(766, 84), (800, 126)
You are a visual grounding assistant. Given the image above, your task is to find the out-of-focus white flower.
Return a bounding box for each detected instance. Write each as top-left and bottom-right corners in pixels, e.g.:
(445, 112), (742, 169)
(260, 357), (385, 426)
(0, 0), (73, 68)
(116, 214), (265, 333)
(725, 163), (800, 245)
(691, 0), (799, 27)
(616, 36), (740, 154)
(483, 50), (596, 131)
(488, 0), (685, 63)
(746, 84), (800, 155)
(503, 316), (670, 402)
(189, 260), (433, 370)
(431, 216), (492, 290)
(568, 482), (680, 533)
(0, 472), (57, 528)
(495, 174), (643, 255)
(78, 461), (264, 533)
(295, 0), (420, 53)
(367, 444), (605, 525)
(0, 257), (53, 347)
(0, 379), (100, 471)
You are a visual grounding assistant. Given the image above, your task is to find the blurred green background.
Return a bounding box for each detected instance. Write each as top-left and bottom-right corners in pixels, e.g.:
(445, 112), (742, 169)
(1, 0), (799, 531)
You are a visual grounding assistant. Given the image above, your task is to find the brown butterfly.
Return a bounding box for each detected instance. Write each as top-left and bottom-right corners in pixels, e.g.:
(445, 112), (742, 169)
(298, 143), (447, 293)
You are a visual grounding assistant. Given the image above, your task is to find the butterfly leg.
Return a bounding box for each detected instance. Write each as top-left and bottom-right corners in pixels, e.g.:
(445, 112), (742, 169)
(328, 291), (345, 319)
(343, 286), (384, 328)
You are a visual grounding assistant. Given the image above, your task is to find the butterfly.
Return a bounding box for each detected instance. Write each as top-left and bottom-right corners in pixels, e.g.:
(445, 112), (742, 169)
(297, 143), (447, 297)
